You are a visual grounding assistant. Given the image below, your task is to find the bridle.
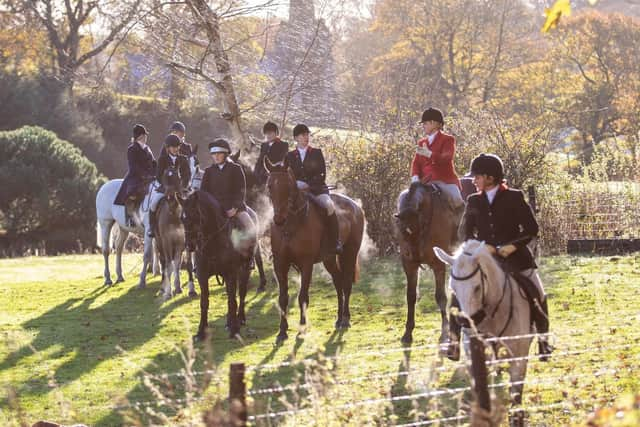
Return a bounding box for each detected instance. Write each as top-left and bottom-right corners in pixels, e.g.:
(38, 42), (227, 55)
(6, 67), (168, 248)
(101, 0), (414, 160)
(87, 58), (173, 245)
(266, 167), (308, 232)
(451, 252), (513, 337)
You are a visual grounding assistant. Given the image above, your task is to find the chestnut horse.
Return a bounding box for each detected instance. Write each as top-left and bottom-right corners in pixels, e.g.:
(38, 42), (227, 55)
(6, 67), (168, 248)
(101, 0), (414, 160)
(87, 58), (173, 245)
(395, 183), (462, 344)
(266, 165), (365, 344)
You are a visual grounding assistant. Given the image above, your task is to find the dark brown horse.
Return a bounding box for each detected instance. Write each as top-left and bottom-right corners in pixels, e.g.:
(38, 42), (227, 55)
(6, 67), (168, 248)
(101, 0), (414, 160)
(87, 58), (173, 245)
(266, 165), (365, 344)
(180, 190), (257, 340)
(395, 183), (463, 344)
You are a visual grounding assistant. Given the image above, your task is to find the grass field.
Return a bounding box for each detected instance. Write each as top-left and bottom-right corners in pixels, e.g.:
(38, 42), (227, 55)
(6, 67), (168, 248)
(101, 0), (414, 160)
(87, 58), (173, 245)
(1, 252), (639, 426)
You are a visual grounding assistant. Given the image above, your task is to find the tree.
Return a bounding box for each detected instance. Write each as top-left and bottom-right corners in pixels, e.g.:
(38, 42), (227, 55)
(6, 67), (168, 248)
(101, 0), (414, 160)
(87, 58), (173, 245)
(8, 0), (141, 91)
(550, 11), (640, 163)
(0, 126), (105, 255)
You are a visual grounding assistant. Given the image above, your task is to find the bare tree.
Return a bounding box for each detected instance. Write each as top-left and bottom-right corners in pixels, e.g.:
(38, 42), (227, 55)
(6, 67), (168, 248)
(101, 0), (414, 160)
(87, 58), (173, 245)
(7, 0), (142, 92)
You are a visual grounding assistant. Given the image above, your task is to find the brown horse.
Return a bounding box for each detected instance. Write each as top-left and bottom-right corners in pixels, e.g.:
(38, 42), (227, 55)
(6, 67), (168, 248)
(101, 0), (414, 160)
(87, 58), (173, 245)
(395, 183), (463, 344)
(266, 165), (365, 344)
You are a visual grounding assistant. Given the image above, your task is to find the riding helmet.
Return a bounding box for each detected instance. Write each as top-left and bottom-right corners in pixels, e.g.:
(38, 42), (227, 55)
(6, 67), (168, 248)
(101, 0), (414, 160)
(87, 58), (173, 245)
(419, 107), (444, 124)
(209, 138), (231, 154)
(132, 124), (148, 139)
(469, 153), (504, 181)
(293, 124), (310, 137)
(164, 134), (181, 147)
(169, 121), (186, 133)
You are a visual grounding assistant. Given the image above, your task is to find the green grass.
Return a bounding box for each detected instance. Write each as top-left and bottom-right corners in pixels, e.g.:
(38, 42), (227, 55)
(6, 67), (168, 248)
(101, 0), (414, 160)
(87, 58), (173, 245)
(1, 253), (639, 426)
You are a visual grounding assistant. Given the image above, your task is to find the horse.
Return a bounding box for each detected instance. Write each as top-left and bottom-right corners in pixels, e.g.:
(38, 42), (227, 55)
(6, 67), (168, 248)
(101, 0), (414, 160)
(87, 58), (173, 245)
(394, 183), (462, 344)
(155, 165), (197, 300)
(265, 163), (365, 344)
(434, 240), (536, 426)
(179, 190), (258, 340)
(96, 149), (200, 288)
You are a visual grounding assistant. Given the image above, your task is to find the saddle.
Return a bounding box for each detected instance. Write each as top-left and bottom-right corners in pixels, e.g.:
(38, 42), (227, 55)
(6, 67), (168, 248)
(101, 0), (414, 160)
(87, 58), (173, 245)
(499, 261), (546, 327)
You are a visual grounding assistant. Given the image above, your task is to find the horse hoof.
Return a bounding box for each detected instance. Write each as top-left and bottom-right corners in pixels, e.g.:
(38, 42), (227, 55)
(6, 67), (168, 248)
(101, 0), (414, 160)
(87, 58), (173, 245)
(188, 290), (198, 298)
(256, 285), (266, 294)
(115, 277), (125, 284)
(340, 320), (351, 329)
(174, 288), (183, 295)
(401, 334), (413, 344)
(276, 333), (288, 344)
(137, 283), (146, 290)
(104, 279), (113, 286)
(193, 333), (206, 343)
(162, 293), (172, 302)
(239, 318), (246, 326)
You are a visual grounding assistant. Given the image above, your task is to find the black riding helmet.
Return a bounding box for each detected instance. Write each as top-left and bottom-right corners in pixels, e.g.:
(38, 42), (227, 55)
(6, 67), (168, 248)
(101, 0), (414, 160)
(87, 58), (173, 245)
(263, 121), (279, 135)
(419, 107), (444, 124)
(133, 124), (148, 139)
(469, 153), (504, 182)
(170, 121), (186, 133)
(164, 134), (181, 147)
(209, 138), (231, 154)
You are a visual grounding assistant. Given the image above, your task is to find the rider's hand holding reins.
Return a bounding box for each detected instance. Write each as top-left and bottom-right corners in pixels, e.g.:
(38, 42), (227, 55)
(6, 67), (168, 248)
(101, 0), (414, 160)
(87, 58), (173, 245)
(226, 208), (238, 218)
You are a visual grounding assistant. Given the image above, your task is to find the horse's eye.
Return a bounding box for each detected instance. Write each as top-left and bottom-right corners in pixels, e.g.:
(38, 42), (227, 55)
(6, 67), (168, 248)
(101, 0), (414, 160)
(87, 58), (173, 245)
(474, 286), (481, 294)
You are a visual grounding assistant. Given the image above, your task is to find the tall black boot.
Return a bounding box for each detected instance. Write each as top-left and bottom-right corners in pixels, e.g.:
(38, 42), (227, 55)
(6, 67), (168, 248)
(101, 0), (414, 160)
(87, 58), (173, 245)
(328, 213), (343, 254)
(536, 297), (553, 361)
(444, 294), (462, 361)
(148, 210), (156, 238)
(125, 199), (137, 227)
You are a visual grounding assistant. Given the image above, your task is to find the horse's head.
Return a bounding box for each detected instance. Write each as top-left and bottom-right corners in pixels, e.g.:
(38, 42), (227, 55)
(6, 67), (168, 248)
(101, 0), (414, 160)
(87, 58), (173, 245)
(161, 165), (182, 196)
(266, 163), (296, 226)
(435, 240), (502, 327)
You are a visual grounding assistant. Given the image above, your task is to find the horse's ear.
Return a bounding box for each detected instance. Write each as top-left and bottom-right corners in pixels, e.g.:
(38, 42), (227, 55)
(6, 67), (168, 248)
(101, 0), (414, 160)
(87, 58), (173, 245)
(434, 247), (455, 266)
(231, 150), (240, 162)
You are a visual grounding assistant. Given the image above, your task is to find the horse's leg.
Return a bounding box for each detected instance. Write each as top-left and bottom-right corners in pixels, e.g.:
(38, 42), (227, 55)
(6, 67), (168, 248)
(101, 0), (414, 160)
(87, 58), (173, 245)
(173, 250), (182, 295)
(254, 243), (267, 293)
(225, 272), (240, 338)
(338, 246), (359, 329)
(161, 251), (172, 301)
(508, 358), (529, 427)
(100, 219), (115, 286)
(114, 227), (129, 284)
(434, 264), (449, 343)
(186, 250), (197, 297)
(275, 259), (290, 344)
(137, 234), (153, 289)
(298, 263), (313, 329)
(401, 257), (419, 344)
(323, 257), (344, 329)
(238, 261), (250, 325)
(194, 264), (209, 341)
(152, 238), (161, 276)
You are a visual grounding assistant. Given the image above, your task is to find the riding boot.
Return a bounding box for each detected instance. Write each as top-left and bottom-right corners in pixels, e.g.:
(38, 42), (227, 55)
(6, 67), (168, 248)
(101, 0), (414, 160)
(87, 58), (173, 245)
(125, 198), (137, 227)
(328, 213), (343, 254)
(148, 210), (156, 238)
(444, 294), (462, 361)
(536, 297), (554, 361)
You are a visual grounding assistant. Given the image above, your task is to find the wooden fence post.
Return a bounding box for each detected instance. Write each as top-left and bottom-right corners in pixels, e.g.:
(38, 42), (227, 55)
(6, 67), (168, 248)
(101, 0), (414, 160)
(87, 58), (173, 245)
(229, 362), (247, 426)
(470, 335), (491, 426)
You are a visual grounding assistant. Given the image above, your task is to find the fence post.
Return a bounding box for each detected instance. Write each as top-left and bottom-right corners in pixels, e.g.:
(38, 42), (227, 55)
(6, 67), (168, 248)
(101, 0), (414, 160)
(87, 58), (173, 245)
(229, 362), (247, 426)
(470, 335), (491, 425)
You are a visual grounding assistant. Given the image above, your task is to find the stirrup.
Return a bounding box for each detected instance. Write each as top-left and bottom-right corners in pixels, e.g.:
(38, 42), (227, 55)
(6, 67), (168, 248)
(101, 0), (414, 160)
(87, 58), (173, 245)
(538, 339), (554, 362)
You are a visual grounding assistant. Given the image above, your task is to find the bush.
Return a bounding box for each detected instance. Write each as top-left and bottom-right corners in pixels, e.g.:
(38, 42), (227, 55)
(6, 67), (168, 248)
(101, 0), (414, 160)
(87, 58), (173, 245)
(0, 126), (105, 255)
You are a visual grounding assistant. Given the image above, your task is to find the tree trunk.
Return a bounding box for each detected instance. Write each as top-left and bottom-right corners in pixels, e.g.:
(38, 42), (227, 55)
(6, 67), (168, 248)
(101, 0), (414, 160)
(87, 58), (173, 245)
(186, 0), (249, 150)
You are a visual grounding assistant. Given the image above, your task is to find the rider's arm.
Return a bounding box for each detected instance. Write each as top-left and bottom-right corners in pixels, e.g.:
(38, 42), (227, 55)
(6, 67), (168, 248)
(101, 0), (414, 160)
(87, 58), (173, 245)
(232, 165), (247, 209)
(308, 149), (327, 189)
(514, 190), (539, 249)
(431, 136), (455, 165)
(410, 146), (423, 181)
(181, 157), (191, 188)
(155, 156), (165, 183)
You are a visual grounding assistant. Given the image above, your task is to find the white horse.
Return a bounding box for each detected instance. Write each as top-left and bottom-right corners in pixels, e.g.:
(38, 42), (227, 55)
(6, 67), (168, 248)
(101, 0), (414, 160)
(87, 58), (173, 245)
(96, 154), (201, 288)
(434, 240), (536, 426)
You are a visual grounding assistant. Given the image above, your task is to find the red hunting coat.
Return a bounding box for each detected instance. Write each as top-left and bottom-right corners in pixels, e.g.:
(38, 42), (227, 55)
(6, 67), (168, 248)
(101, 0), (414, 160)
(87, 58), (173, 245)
(410, 131), (460, 188)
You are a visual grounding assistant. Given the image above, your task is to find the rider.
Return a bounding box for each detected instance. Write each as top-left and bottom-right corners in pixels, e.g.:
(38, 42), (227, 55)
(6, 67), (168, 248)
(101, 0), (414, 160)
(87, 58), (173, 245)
(147, 134), (192, 237)
(410, 108), (465, 217)
(285, 124), (342, 254)
(161, 121), (196, 160)
(114, 124), (157, 227)
(446, 153), (553, 362)
(254, 121), (290, 186)
(200, 138), (254, 252)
